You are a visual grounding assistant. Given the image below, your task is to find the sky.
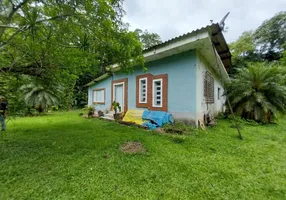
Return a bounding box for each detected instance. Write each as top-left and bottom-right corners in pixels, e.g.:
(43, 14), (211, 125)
(123, 0), (286, 43)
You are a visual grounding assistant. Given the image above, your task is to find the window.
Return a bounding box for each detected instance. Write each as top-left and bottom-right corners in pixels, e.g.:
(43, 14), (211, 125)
(204, 72), (214, 104)
(136, 74), (152, 108)
(136, 73), (168, 111)
(93, 89), (105, 104)
(152, 79), (163, 107)
(139, 78), (147, 103)
(218, 87), (221, 100)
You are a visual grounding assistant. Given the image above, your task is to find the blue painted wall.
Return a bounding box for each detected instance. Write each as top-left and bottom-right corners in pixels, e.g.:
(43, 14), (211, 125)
(89, 50), (197, 115)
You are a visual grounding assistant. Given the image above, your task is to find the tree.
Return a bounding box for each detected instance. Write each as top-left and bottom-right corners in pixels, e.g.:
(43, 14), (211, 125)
(0, 0), (144, 77)
(73, 72), (96, 108)
(230, 12), (286, 75)
(230, 31), (256, 59)
(0, 0), (144, 113)
(135, 29), (162, 49)
(281, 45), (286, 66)
(254, 11), (286, 61)
(227, 63), (286, 122)
(229, 31), (262, 75)
(20, 82), (61, 113)
(0, 73), (27, 115)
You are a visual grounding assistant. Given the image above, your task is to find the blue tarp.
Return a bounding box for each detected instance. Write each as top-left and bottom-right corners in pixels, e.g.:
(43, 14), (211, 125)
(142, 110), (174, 130)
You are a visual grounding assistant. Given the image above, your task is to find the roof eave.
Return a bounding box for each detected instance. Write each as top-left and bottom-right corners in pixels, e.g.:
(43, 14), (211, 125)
(84, 73), (110, 87)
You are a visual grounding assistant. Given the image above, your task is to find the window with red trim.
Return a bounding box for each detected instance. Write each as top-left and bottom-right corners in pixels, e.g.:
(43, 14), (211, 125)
(136, 73), (168, 112)
(139, 78), (147, 103)
(152, 78), (163, 108)
(136, 74), (152, 108)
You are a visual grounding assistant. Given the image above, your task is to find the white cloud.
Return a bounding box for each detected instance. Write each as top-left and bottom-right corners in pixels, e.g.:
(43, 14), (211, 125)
(123, 0), (286, 43)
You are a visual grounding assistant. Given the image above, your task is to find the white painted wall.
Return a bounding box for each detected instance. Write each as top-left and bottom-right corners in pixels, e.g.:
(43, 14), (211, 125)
(196, 51), (226, 124)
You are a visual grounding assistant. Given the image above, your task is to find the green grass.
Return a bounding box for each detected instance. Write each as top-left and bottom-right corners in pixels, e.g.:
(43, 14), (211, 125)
(1, 111), (286, 199)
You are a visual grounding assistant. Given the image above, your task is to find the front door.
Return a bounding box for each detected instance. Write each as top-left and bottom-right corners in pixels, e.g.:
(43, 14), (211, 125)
(114, 84), (124, 112)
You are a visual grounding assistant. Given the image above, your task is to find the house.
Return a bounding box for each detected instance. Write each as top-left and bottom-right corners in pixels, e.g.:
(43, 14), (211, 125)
(86, 23), (231, 125)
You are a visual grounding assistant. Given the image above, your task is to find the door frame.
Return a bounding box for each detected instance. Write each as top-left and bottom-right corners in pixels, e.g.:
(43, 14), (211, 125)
(113, 82), (125, 112)
(111, 78), (128, 112)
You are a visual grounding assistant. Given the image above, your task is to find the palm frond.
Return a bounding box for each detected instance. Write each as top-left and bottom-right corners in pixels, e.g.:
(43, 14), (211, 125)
(227, 63), (286, 122)
(20, 82), (61, 112)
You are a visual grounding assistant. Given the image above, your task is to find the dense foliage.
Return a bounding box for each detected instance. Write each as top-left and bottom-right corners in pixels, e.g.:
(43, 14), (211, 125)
(0, 0), (144, 75)
(254, 11), (286, 59)
(229, 11), (286, 74)
(0, 0), (146, 114)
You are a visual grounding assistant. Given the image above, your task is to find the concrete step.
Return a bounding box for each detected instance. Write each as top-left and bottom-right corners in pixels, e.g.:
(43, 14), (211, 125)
(104, 112), (123, 117)
(104, 113), (114, 118)
(100, 116), (115, 121)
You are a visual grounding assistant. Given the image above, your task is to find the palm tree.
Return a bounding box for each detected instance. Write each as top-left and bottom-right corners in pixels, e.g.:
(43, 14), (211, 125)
(20, 83), (60, 113)
(227, 63), (286, 122)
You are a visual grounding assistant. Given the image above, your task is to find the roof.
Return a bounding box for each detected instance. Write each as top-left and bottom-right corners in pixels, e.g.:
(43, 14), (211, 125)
(86, 23), (231, 86)
(143, 23), (231, 71)
(208, 24), (232, 72)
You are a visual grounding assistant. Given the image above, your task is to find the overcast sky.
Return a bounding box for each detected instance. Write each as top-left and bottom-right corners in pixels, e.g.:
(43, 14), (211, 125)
(123, 0), (285, 43)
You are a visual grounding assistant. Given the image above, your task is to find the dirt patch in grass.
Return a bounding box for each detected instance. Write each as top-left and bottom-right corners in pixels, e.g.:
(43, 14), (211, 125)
(120, 142), (146, 154)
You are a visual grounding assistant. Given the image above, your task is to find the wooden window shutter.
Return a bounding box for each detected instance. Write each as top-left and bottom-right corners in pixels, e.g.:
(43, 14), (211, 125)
(204, 72), (214, 104)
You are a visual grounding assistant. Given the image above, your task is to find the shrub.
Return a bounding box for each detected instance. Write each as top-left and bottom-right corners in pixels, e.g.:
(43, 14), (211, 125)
(227, 63), (286, 123)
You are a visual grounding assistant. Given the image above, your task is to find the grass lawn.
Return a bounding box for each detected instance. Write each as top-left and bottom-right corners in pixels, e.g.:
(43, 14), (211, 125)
(1, 111), (286, 199)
